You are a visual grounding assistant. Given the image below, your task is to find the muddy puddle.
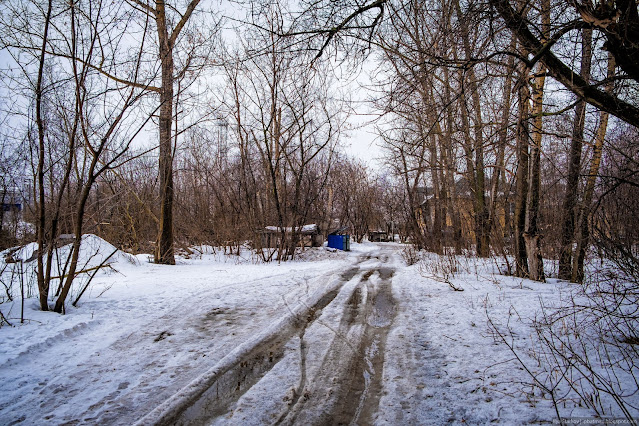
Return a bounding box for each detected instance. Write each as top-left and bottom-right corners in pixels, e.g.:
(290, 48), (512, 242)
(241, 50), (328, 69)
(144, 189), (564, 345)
(313, 267), (396, 426)
(137, 249), (398, 426)
(280, 256), (397, 426)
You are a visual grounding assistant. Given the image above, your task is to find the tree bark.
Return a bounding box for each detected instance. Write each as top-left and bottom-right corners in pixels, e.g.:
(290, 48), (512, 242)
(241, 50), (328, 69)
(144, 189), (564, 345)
(514, 63), (530, 278)
(571, 54), (615, 283)
(455, 0), (489, 257)
(53, 175), (95, 313)
(429, 138), (443, 254)
(488, 36), (516, 250)
(524, 64), (545, 281)
(523, 0), (549, 282)
(155, 0), (176, 265)
(441, 67), (463, 254)
(558, 28), (592, 280)
(399, 147), (428, 250)
(35, 0), (53, 311)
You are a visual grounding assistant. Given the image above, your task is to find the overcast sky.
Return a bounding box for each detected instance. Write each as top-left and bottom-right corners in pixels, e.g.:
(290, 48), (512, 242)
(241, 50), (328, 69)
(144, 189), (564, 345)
(217, 0), (385, 168)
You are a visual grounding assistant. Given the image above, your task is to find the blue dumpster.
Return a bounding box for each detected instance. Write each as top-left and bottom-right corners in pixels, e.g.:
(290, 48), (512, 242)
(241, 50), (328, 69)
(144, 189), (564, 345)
(327, 234), (350, 251)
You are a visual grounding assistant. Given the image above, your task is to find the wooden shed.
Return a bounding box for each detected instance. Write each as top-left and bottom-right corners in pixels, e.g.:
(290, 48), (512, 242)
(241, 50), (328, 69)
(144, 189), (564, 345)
(259, 224), (323, 249)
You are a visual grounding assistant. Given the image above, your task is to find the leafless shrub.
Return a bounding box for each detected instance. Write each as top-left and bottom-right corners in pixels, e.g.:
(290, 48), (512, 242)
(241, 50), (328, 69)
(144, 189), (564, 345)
(400, 245), (420, 266)
(0, 238), (121, 315)
(0, 261), (15, 303)
(419, 250), (464, 291)
(0, 309), (12, 327)
(489, 259), (639, 423)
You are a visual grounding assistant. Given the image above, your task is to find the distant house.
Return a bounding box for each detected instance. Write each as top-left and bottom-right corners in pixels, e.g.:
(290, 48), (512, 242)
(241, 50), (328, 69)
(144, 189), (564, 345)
(1, 188), (24, 213)
(417, 177), (512, 244)
(368, 230), (389, 242)
(1, 176), (30, 225)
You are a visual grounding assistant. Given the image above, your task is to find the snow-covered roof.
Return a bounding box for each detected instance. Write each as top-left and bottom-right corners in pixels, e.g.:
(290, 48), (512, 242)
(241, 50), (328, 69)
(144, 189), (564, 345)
(264, 224), (319, 234)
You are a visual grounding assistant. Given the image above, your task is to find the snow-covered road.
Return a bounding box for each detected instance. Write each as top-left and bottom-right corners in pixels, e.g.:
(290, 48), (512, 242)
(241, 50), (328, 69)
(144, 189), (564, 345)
(134, 247), (401, 425)
(0, 245), (357, 425)
(2, 241), (631, 424)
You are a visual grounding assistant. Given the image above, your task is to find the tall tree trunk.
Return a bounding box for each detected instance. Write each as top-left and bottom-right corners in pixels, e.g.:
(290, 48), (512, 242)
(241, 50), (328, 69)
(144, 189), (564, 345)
(399, 147), (428, 250)
(35, 0), (53, 311)
(488, 37), (516, 247)
(155, 1), (176, 265)
(572, 54), (615, 283)
(524, 74), (545, 281)
(441, 68), (463, 253)
(429, 138), (443, 254)
(558, 28), (593, 280)
(455, 0), (489, 257)
(436, 149), (450, 250)
(523, 0), (549, 282)
(443, 143), (463, 254)
(0, 188), (5, 239)
(420, 83), (442, 253)
(457, 89), (480, 253)
(514, 63), (530, 278)
(151, 0), (201, 263)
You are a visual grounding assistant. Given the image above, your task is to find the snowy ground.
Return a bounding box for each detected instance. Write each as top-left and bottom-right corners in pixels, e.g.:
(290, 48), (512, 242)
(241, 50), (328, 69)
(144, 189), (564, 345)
(0, 238), (636, 425)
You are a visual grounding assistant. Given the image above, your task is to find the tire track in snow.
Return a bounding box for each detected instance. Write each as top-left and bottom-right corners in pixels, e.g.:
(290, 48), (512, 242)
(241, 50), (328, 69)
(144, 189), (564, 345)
(0, 262), (347, 426)
(133, 268), (362, 426)
(133, 248), (399, 426)
(280, 253), (397, 425)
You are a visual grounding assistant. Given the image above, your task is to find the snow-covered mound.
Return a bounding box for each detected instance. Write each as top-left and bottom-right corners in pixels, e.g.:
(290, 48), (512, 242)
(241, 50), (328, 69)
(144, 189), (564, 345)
(1, 234), (137, 268)
(72, 234), (138, 267)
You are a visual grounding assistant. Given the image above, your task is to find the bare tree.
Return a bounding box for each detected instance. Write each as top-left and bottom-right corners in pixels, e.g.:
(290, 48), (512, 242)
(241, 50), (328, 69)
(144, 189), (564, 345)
(558, 28), (594, 281)
(221, 2), (345, 261)
(35, 0), (54, 310)
(571, 54), (616, 283)
(53, 1), (151, 312)
(523, 0), (550, 282)
(1, 0), (155, 311)
(489, 0), (639, 126)
(124, 0), (213, 264)
(514, 60), (531, 278)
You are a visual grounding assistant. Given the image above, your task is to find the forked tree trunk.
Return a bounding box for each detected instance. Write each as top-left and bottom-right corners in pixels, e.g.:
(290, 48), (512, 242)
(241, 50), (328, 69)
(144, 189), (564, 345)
(523, 0), (549, 282)
(53, 175), (95, 313)
(151, 0), (202, 264)
(558, 28), (593, 280)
